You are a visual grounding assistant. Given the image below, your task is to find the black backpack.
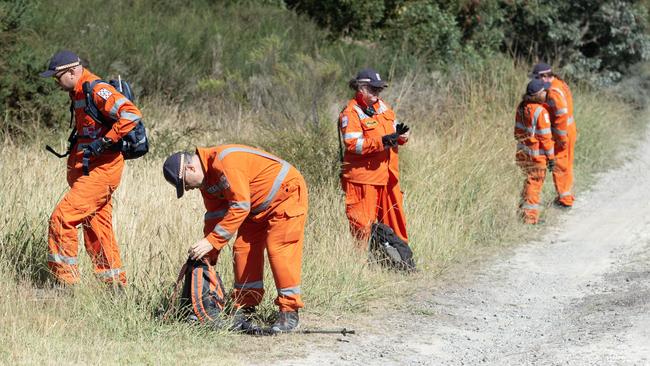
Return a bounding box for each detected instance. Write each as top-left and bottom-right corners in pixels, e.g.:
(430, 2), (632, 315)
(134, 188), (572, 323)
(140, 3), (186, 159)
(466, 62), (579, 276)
(45, 77), (149, 172)
(82, 78), (149, 160)
(369, 222), (416, 272)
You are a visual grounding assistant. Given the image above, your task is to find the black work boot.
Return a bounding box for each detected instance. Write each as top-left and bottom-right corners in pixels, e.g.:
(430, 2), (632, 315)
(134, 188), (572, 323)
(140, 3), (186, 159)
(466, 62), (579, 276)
(230, 307), (263, 335)
(270, 311), (299, 334)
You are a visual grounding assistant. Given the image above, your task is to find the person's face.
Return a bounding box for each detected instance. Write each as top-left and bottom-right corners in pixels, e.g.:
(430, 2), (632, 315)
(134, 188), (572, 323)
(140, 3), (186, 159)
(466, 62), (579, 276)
(53, 68), (77, 91)
(359, 84), (383, 105)
(538, 73), (553, 84)
(183, 159), (204, 192)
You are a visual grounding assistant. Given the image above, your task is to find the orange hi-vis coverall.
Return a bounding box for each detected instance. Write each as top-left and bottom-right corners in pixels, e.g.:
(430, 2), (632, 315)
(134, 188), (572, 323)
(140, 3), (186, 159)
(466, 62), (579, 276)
(197, 145), (308, 312)
(339, 98), (408, 244)
(546, 78), (577, 206)
(515, 101), (555, 224)
(48, 69), (141, 285)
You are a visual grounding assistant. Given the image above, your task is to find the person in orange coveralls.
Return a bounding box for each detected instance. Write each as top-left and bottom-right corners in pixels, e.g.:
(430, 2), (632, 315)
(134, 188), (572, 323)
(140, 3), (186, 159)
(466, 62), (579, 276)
(339, 68), (410, 245)
(515, 79), (555, 224)
(531, 62), (577, 209)
(41, 50), (142, 286)
(163, 144), (308, 333)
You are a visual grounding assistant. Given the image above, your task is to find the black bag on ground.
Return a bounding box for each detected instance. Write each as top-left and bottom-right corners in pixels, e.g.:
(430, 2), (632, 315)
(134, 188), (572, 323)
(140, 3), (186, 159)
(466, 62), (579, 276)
(179, 259), (226, 323)
(369, 222), (416, 272)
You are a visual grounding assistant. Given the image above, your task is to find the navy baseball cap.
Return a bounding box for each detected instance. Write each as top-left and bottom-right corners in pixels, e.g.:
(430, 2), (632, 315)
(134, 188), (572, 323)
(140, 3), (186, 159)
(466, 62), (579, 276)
(355, 68), (388, 88)
(526, 78), (550, 95)
(163, 152), (188, 198)
(39, 50), (81, 77)
(531, 62), (553, 77)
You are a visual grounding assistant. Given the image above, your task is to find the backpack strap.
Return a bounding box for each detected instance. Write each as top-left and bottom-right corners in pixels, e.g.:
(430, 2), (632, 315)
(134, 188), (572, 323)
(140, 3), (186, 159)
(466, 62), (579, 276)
(45, 102), (78, 158)
(83, 80), (114, 127)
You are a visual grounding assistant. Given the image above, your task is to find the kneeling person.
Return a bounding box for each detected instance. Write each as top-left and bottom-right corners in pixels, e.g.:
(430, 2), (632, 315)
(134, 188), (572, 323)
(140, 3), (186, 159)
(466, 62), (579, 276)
(163, 145), (308, 333)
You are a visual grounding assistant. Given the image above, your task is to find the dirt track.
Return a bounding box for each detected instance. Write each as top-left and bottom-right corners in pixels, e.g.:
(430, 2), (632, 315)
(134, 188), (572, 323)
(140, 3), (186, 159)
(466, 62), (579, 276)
(279, 134), (650, 365)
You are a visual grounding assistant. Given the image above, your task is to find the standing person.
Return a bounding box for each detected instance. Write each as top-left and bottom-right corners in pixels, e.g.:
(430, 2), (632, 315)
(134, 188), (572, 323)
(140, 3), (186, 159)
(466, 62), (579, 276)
(41, 50), (142, 286)
(162, 144), (308, 333)
(338, 68), (410, 245)
(515, 79), (555, 224)
(531, 62), (577, 208)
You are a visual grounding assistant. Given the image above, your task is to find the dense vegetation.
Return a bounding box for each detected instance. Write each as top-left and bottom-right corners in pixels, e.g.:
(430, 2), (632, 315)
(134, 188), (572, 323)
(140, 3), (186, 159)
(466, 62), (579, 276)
(0, 0), (648, 364)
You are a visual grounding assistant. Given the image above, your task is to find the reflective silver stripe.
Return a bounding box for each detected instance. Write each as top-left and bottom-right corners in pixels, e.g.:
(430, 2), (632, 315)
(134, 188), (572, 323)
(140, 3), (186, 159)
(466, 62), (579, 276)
(47, 254), (77, 265)
(544, 148), (555, 156)
(521, 203), (540, 210)
(551, 87), (565, 98)
(343, 132), (362, 139)
(251, 162), (290, 214)
(559, 192), (572, 197)
(109, 98), (129, 118)
(74, 100), (86, 109)
(376, 101), (387, 114)
(204, 209), (228, 220)
(230, 201), (251, 211)
(532, 106), (543, 131)
(536, 128), (551, 135)
(355, 138), (364, 154)
(218, 147), (281, 162)
(567, 116), (574, 125)
(97, 268), (122, 279)
(120, 112), (141, 122)
(218, 147), (295, 215)
(278, 286), (301, 296)
(551, 128), (568, 136)
(515, 122), (528, 131)
(555, 108), (568, 116)
(234, 280), (264, 289)
(213, 224), (234, 240)
(517, 144), (541, 156)
(352, 105), (370, 120)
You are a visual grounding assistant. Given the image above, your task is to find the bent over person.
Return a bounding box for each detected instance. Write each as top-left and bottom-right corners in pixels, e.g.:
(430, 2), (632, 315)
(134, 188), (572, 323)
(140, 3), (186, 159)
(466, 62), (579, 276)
(515, 79), (555, 224)
(42, 50), (142, 286)
(163, 144), (308, 333)
(532, 63), (577, 208)
(339, 68), (410, 245)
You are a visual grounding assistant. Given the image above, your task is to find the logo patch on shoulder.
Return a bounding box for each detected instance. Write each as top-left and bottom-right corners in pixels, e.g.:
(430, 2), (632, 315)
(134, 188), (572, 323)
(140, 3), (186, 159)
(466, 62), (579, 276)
(97, 88), (112, 100)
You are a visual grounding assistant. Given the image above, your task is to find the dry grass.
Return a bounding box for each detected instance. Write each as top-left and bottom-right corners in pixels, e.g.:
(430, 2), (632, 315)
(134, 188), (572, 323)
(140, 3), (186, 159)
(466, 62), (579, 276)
(0, 57), (643, 364)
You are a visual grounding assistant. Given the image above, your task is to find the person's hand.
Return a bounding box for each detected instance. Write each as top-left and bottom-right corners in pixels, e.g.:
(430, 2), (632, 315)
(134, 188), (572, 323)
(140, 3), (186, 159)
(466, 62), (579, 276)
(382, 133), (400, 148)
(188, 238), (214, 260)
(395, 122), (410, 135)
(398, 130), (410, 143)
(547, 159), (556, 172)
(85, 137), (112, 156)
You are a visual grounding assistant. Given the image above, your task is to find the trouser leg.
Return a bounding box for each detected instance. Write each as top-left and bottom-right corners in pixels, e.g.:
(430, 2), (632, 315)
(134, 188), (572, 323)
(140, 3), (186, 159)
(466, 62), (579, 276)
(266, 213), (306, 312)
(232, 220), (266, 309)
(520, 167), (546, 224)
(553, 130), (576, 206)
(82, 194), (126, 285)
(377, 181), (408, 243)
(48, 177), (115, 284)
(343, 180), (380, 246)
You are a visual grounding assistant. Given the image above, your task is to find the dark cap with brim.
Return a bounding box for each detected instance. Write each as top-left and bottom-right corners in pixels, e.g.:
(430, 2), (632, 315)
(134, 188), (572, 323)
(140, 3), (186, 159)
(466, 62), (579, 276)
(40, 50), (81, 77)
(531, 62), (553, 77)
(163, 152), (187, 198)
(526, 79), (551, 95)
(356, 68), (388, 88)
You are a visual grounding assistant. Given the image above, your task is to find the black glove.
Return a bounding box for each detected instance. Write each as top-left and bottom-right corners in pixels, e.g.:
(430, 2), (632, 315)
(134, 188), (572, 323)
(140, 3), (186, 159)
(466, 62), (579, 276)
(547, 159), (556, 172)
(395, 122), (410, 135)
(85, 137), (112, 157)
(382, 133), (400, 148)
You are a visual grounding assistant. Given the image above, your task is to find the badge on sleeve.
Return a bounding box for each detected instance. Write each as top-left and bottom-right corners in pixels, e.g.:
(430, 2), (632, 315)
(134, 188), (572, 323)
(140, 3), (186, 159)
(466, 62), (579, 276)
(97, 88), (112, 100)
